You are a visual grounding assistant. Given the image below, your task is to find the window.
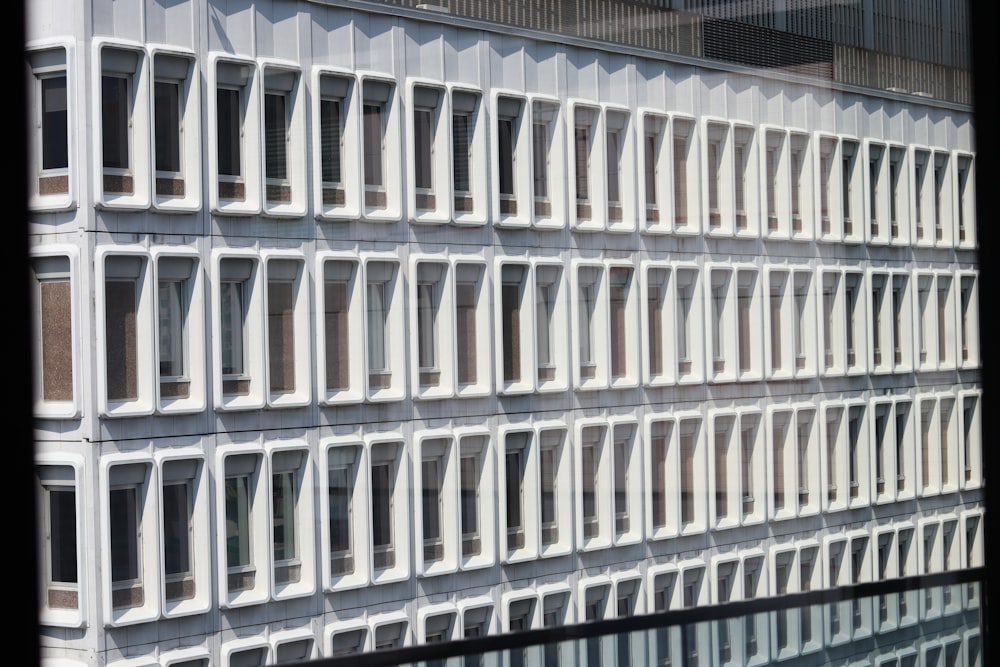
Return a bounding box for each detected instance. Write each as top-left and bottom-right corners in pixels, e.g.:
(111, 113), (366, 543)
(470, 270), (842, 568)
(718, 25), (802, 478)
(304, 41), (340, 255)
(318, 75), (349, 208)
(101, 254), (156, 415)
(107, 463), (151, 617)
(959, 274), (979, 367)
(156, 256), (193, 404)
(891, 274), (912, 368)
(705, 122), (726, 231)
(914, 149), (931, 243)
(325, 444), (361, 587)
(531, 100), (561, 223)
(320, 259), (360, 402)
(736, 270), (760, 378)
(672, 118), (694, 231)
(497, 96), (525, 221)
(956, 155), (974, 245)
(917, 274), (934, 368)
(712, 415), (734, 526)
(498, 263), (530, 390)
(414, 262), (446, 390)
(844, 272), (865, 372)
(265, 259), (305, 404)
(873, 402), (892, 500)
(271, 450), (306, 589)
(153, 53), (197, 206)
(417, 437), (454, 571)
(824, 406), (844, 509)
(847, 405), (867, 506)
(888, 146), (904, 242)
(534, 265), (562, 385)
(223, 454), (261, 599)
(645, 267), (672, 384)
(502, 431), (532, 557)
(538, 428), (572, 555)
(361, 78), (398, 216)
(933, 153), (950, 243)
(577, 265), (601, 383)
(101, 48), (144, 197)
(214, 59), (257, 208)
(452, 89), (482, 219)
(790, 133), (808, 236)
(572, 105), (597, 224)
(455, 262), (489, 394)
(936, 275), (956, 368)
(961, 393), (982, 488)
(217, 257), (263, 407)
(771, 411), (792, 517)
(264, 82), (291, 203)
(579, 424), (605, 544)
(649, 419), (675, 535)
(675, 267), (703, 380)
(733, 127), (753, 232)
(373, 619), (407, 650)
(867, 143), (886, 241)
(679, 416), (705, 533)
(162, 460), (197, 604)
(764, 129), (784, 235)
(821, 271), (841, 373)
(28, 47), (70, 201)
(895, 401), (913, 498)
(642, 113), (667, 230)
(368, 440), (408, 582)
(37, 465), (79, 615)
(364, 260), (401, 398)
(609, 267), (635, 383)
(410, 85), (448, 220)
(841, 139), (860, 238)
(605, 109), (633, 229)
(458, 433), (491, 565)
(796, 409), (818, 513)
(818, 137), (836, 236)
(612, 423), (638, 541)
(31, 255), (75, 414)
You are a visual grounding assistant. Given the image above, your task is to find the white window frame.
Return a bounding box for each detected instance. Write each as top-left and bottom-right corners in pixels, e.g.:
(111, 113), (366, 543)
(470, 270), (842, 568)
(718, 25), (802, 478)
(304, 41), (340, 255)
(912, 145), (934, 247)
(363, 255), (405, 401)
(260, 62), (306, 217)
(788, 130), (813, 240)
(27, 41), (76, 211)
(840, 136), (864, 244)
(456, 427), (496, 570)
(153, 248), (206, 414)
(865, 140), (890, 244)
(671, 114), (699, 235)
(870, 399), (895, 505)
(150, 47), (201, 211)
(642, 263), (674, 386)
(407, 80), (450, 223)
(209, 54), (261, 215)
(887, 143), (910, 246)
(533, 259), (570, 392)
(822, 535), (850, 645)
(932, 150), (954, 247)
(573, 261), (608, 389)
(414, 431), (459, 577)
(529, 96), (564, 229)
(960, 390), (983, 490)
(639, 110), (669, 234)
(955, 151), (976, 248)
(216, 446), (269, 609)
(494, 91), (530, 227)
(35, 454), (85, 628)
(359, 73), (401, 221)
(703, 118), (732, 236)
(893, 399), (916, 501)
(761, 125), (789, 239)
(157, 450), (211, 619)
(450, 86), (487, 225)
(31, 248), (81, 418)
(321, 437), (369, 591)
(675, 264), (705, 384)
(212, 250), (266, 411)
(268, 443), (315, 600)
(610, 419), (642, 546)
(499, 426), (538, 563)
(604, 105), (635, 233)
(537, 423), (572, 558)
(453, 258), (492, 397)
(934, 271), (958, 370)
(94, 40), (150, 209)
(576, 419), (612, 551)
(677, 413), (707, 535)
(367, 435), (409, 584)
(313, 69), (360, 219)
(97, 247), (156, 417)
(495, 258), (534, 395)
(569, 100), (603, 231)
(316, 254), (364, 404)
(410, 258), (454, 399)
(958, 271), (981, 370)
(101, 457), (159, 626)
(645, 414), (679, 539)
(822, 402), (848, 513)
(815, 133), (840, 242)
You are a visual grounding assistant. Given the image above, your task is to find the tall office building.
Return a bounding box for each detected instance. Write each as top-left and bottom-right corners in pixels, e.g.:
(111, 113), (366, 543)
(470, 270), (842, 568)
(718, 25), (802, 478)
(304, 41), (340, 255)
(29, 0), (981, 664)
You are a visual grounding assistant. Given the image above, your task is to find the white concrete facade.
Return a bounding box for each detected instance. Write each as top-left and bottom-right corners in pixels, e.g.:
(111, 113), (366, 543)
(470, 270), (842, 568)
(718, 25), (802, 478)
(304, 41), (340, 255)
(28, 0), (981, 665)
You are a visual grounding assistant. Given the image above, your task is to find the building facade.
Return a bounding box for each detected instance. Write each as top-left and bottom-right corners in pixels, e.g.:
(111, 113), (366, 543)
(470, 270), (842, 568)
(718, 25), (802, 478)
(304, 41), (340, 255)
(28, 0), (982, 664)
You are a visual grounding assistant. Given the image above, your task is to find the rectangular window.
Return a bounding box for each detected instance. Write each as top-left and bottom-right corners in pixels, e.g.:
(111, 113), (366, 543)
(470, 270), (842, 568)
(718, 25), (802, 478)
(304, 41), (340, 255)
(497, 96), (522, 216)
(706, 125), (724, 229)
(819, 138), (835, 235)
(504, 432), (530, 551)
(215, 60), (252, 203)
(650, 421), (672, 531)
(362, 80), (392, 208)
(33, 256), (74, 405)
(456, 268), (480, 387)
(765, 130), (782, 231)
(573, 107), (594, 220)
(826, 407), (843, 505)
(737, 272), (756, 375)
(613, 425), (633, 535)
(848, 406), (863, 501)
(940, 399), (955, 490)
(644, 128), (658, 213)
(102, 68), (133, 192)
(411, 86), (441, 212)
(918, 276), (932, 366)
(271, 451), (304, 585)
(934, 154), (948, 242)
(264, 92), (290, 202)
(370, 443), (399, 571)
(734, 128), (752, 230)
(740, 417), (759, 517)
(874, 404), (890, 497)
(162, 460), (197, 602)
(38, 466), (78, 610)
(224, 456), (257, 593)
(960, 276), (975, 365)
(104, 256), (144, 402)
(609, 268), (631, 380)
(319, 82), (345, 203)
(460, 448), (481, 557)
(327, 446), (358, 577)
(578, 269), (599, 380)
(421, 449), (444, 563)
(797, 411), (814, 508)
(646, 268), (669, 380)
(42, 75), (68, 170)
(713, 417), (732, 522)
(500, 265), (526, 385)
(868, 144), (883, 238)
(772, 413), (789, 513)
(153, 77), (182, 193)
(365, 262), (395, 390)
(540, 432), (560, 547)
(822, 273), (838, 370)
(267, 264), (297, 395)
(914, 149), (930, 241)
(937, 277), (953, 367)
(581, 426), (602, 539)
(30, 47), (70, 198)
(452, 96), (473, 207)
(769, 274), (786, 374)
(323, 261), (354, 393)
(535, 267), (559, 383)
(680, 420), (698, 528)
(676, 269), (698, 377)
(605, 110), (628, 223)
(672, 120), (692, 227)
(957, 156), (972, 243)
(415, 263), (445, 387)
(711, 272), (730, 374)
(845, 273), (862, 369)
(790, 135), (806, 233)
(157, 257), (194, 400)
(109, 464), (148, 609)
(841, 140), (858, 236)
(889, 147), (903, 240)
(896, 402), (911, 494)
(219, 258), (253, 396)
